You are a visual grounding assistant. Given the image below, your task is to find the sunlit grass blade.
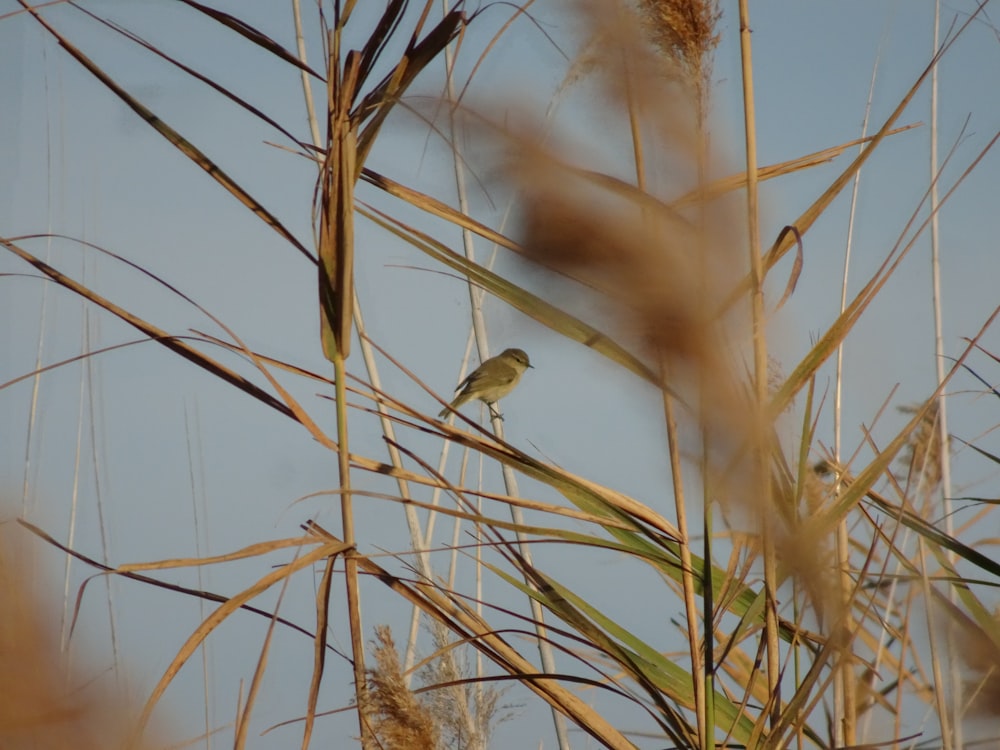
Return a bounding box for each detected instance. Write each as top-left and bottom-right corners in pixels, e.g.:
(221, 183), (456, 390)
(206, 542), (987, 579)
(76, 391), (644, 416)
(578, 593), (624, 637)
(357, 203), (666, 390)
(305, 523), (641, 750)
(486, 561), (757, 745)
(132, 540), (350, 743)
(671, 124), (920, 207)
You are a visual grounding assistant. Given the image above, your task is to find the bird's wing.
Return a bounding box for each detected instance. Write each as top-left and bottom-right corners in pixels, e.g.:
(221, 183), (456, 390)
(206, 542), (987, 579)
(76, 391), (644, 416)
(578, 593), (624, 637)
(456, 361), (517, 393)
(454, 371), (476, 393)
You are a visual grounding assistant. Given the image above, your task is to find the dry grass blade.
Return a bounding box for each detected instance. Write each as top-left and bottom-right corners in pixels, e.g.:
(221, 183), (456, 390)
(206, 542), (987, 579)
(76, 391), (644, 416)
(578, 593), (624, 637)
(357, 203), (666, 391)
(70, 3), (314, 154)
(2, 234), (342, 456)
(452, 0), (548, 109)
(0, 337), (155, 392)
(863, 486), (1000, 580)
(16, 519), (351, 659)
(355, 0), (408, 88)
(116, 536), (324, 572)
(304, 523), (640, 750)
(815, 308), (1000, 540)
(174, 0), (325, 78)
(319, 45), (360, 360)
(16, 1), (314, 262)
(671, 124), (921, 207)
(427, 419), (681, 539)
(486, 561), (756, 746)
(183, 327), (496, 487)
(429, 430), (814, 652)
(357, 483), (651, 538)
(771, 129), (1000, 415)
(302, 557), (337, 749)
(131, 540), (349, 744)
(753, 2), (989, 288)
(0, 236), (295, 419)
(360, 166), (524, 257)
(761, 628), (850, 750)
(772, 225), (803, 311)
(235, 561), (299, 749)
(354, 9), (466, 166)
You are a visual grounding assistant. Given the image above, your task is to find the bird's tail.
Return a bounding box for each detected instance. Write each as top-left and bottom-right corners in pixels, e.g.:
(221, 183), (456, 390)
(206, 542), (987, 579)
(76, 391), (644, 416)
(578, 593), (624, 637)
(438, 393), (469, 419)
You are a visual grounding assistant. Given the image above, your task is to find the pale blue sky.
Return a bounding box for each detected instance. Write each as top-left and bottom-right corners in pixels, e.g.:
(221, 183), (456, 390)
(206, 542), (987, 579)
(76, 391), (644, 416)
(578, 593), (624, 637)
(3, 1), (1000, 747)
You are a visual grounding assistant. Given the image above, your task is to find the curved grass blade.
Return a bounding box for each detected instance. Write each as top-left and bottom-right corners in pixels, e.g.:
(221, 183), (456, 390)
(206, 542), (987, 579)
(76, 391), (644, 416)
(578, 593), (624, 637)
(174, 0), (324, 79)
(360, 166), (524, 256)
(18, 1), (313, 262)
(770, 130), (1000, 415)
(720, 3), (988, 312)
(1, 236), (296, 419)
(17, 519), (349, 657)
(671, 124), (920, 208)
(69, 3), (316, 155)
(305, 522), (641, 750)
(131, 540), (349, 743)
(489, 561), (757, 745)
(357, 202), (666, 392)
(354, 9), (466, 167)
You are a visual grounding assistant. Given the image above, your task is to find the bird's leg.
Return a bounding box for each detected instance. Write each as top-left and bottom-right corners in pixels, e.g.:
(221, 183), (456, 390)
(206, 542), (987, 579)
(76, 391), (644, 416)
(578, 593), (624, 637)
(487, 403), (504, 421)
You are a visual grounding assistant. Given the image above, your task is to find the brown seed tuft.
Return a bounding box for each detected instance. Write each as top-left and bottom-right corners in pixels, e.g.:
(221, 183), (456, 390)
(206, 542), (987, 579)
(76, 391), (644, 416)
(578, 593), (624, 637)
(367, 625), (441, 750)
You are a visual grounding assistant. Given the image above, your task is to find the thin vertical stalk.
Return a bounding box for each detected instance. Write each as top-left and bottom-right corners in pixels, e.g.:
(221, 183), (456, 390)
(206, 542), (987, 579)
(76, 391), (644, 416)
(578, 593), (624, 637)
(929, 2), (960, 744)
(184, 404), (213, 750)
(354, 297), (435, 683)
(737, 0), (779, 732)
(64, 304), (86, 660)
(833, 32), (884, 748)
(406, 326), (482, 681)
(319, 19), (370, 746)
(22, 242), (51, 521)
(83, 290), (121, 682)
(474, 487), (486, 740)
(620, 22), (709, 738)
(664, 390), (704, 745)
(292, 0), (322, 149)
(302, 547), (337, 749)
(832, 517), (855, 745)
(624, 58), (646, 189)
(439, 4), (569, 745)
(335, 352), (371, 748)
(702, 495), (716, 747)
(23, 52), (56, 523)
(917, 532), (952, 750)
(691, 71), (713, 750)
(290, 0), (439, 692)
(236, 566), (296, 750)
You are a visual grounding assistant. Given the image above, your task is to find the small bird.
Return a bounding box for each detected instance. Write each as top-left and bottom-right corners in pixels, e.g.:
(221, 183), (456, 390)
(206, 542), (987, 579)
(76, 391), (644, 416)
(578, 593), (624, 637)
(438, 348), (533, 419)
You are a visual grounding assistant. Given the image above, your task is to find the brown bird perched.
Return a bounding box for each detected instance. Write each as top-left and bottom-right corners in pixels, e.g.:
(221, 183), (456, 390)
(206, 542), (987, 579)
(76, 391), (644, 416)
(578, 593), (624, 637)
(438, 348), (532, 419)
